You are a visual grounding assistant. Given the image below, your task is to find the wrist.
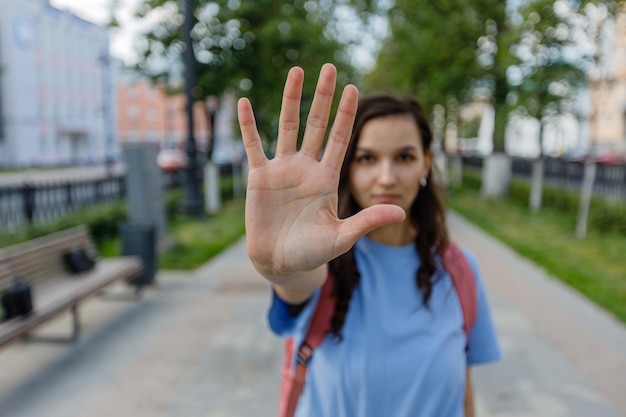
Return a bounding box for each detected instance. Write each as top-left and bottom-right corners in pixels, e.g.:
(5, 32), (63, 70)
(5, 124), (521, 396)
(252, 260), (328, 290)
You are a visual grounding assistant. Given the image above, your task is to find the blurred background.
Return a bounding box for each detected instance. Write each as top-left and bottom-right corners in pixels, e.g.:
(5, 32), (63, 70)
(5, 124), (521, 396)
(0, 0), (626, 167)
(0, 1), (625, 416)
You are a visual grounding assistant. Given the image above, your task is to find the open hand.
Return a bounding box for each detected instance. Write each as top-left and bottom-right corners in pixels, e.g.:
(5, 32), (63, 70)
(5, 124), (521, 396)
(238, 64), (405, 284)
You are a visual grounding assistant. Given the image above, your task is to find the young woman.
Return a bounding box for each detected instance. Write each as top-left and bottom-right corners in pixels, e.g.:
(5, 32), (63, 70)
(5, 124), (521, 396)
(237, 63), (501, 417)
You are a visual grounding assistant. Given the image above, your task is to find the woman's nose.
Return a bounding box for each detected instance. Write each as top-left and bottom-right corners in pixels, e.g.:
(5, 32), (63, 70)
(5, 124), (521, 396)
(377, 160), (396, 186)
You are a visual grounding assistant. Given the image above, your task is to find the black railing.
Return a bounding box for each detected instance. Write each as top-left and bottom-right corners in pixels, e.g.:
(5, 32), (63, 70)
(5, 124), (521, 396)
(0, 170), (189, 231)
(460, 155), (626, 200)
(0, 176), (126, 230)
(0, 163), (242, 232)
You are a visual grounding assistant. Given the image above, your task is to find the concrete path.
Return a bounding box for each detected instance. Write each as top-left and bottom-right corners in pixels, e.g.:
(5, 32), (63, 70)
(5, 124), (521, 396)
(450, 213), (626, 417)
(0, 211), (624, 417)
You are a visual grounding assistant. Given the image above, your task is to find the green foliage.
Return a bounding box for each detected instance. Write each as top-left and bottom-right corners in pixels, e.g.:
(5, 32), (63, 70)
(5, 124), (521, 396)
(449, 174), (626, 324)
(507, 0), (586, 129)
(589, 198), (626, 235)
(0, 174), (244, 269)
(158, 198), (245, 270)
(133, 0), (353, 147)
(458, 117), (482, 139)
(165, 188), (184, 219)
(360, 0), (510, 150)
(364, 1), (501, 107)
(461, 168), (483, 192)
(0, 202), (127, 249)
(461, 169), (626, 236)
(360, 0), (625, 154)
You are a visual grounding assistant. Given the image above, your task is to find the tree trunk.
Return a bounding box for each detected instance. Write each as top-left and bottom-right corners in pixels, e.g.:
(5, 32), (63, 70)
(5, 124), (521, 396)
(203, 103), (217, 162)
(576, 160), (596, 239)
(529, 158), (544, 212)
(529, 121), (545, 212)
(481, 153), (511, 198)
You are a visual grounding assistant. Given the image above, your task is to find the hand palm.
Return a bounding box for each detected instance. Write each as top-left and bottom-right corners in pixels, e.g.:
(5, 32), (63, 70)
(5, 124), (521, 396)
(246, 153), (342, 274)
(238, 64), (405, 280)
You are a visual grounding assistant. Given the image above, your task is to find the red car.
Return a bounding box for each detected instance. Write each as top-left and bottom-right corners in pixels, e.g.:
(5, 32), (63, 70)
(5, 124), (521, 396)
(157, 149), (188, 172)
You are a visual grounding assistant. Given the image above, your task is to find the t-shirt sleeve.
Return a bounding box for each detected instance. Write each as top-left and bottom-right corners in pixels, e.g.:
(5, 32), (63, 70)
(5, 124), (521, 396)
(267, 286), (321, 337)
(462, 248), (502, 365)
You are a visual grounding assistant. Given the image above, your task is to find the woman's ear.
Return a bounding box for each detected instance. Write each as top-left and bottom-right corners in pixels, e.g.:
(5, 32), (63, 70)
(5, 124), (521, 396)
(424, 151), (433, 177)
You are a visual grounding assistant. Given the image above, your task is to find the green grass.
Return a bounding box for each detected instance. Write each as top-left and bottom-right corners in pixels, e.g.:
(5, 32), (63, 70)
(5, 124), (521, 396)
(448, 186), (626, 325)
(157, 198), (246, 270)
(99, 198), (246, 270)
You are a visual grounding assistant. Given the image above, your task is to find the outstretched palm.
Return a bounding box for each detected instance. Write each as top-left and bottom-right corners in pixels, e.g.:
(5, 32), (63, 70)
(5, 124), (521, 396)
(238, 64), (404, 283)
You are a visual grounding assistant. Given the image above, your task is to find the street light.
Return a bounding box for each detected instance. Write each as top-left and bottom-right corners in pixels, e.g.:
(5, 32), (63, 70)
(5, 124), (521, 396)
(178, 0), (204, 216)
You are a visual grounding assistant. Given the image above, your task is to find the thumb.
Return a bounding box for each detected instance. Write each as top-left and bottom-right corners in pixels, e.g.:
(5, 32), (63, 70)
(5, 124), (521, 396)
(335, 204), (406, 253)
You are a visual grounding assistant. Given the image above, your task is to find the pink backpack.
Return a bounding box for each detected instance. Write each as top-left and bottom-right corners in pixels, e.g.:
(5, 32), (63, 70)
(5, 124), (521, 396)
(277, 241), (477, 417)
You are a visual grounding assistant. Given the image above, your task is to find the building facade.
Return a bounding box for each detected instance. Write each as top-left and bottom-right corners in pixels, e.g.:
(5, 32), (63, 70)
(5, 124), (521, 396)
(587, 6), (626, 150)
(116, 76), (210, 153)
(0, 0), (115, 167)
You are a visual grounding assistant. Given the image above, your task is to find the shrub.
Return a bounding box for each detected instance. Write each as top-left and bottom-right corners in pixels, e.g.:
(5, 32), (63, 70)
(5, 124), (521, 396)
(459, 171), (626, 237)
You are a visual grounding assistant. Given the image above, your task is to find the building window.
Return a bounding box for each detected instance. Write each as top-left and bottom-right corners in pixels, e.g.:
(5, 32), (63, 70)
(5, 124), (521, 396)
(127, 105), (139, 120)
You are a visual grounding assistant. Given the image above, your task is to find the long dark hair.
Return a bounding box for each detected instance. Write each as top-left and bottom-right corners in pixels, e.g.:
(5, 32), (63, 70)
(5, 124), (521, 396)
(328, 94), (449, 339)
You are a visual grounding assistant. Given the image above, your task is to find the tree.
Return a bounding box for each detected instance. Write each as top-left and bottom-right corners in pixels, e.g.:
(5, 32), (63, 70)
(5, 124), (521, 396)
(507, 0), (586, 158)
(577, 0), (622, 149)
(132, 0), (353, 154)
(571, 0), (622, 237)
(359, 0), (508, 149)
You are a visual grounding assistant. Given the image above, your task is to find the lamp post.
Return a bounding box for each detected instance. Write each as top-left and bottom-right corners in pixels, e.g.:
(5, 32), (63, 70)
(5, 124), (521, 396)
(0, 67), (5, 145)
(178, 0), (204, 216)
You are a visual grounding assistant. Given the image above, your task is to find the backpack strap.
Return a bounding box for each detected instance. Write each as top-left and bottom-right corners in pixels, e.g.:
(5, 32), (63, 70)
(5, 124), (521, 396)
(442, 241), (478, 341)
(280, 272), (336, 417)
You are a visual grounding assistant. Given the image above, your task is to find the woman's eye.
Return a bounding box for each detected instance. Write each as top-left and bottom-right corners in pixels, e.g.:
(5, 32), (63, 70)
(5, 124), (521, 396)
(356, 155), (374, 163)
(398, 154), (415, 162)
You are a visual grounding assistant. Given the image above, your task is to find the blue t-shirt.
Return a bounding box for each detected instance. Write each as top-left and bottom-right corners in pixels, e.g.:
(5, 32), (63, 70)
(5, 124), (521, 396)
(268, 237), (501, 417)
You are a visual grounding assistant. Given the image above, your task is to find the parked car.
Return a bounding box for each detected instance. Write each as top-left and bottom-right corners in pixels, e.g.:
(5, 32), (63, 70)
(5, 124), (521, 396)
(562, 148), (626, 165)
(157, 149), (188, 172)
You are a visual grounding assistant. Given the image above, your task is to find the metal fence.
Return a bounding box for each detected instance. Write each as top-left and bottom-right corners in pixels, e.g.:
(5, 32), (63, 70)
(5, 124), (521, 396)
(0, 171), (185, 232)
(0, 176), (126, 231)
(461, 156), (626, 200)
(0, 163), (243, 232)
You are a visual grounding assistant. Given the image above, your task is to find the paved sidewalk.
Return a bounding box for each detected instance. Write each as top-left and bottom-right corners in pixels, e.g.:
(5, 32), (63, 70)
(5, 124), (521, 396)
(0, 211), (624, 417)
(449, 212), (626, 417)
(0, 241), (281, 417)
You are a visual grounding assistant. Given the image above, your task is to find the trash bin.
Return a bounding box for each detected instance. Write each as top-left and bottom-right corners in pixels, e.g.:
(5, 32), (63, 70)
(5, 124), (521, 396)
(120, 221), (157, 287)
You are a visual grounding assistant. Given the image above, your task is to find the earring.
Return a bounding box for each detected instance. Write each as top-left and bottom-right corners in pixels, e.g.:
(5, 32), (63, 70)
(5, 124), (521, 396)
(420, 177), (427, 187)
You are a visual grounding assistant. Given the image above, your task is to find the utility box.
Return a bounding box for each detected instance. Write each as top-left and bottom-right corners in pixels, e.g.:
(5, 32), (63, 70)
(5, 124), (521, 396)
(120, 221), (156, 287)
(123, 143), (167, 243)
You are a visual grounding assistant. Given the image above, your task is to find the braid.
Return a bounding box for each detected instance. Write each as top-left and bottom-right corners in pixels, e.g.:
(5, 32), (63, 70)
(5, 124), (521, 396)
(328, 250), (360, 340)
(413, 176), (449, 305)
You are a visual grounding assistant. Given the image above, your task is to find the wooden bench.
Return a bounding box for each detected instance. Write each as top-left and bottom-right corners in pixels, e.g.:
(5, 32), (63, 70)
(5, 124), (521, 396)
(0, 225), (143, 348)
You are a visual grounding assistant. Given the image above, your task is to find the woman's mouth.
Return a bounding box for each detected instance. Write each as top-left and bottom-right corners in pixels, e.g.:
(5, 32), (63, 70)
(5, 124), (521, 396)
(374, 194), (399, 204)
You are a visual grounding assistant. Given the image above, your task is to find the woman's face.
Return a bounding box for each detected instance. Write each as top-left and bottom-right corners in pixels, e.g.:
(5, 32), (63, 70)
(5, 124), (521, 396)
(348, 114), (432, 215)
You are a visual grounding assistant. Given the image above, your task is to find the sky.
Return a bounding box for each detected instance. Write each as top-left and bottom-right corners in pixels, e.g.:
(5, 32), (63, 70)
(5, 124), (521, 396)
(50, 0), (144, 64)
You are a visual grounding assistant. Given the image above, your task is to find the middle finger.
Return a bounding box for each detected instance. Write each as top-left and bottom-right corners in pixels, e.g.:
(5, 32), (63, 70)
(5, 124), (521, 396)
(276, 67), (304, 157)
